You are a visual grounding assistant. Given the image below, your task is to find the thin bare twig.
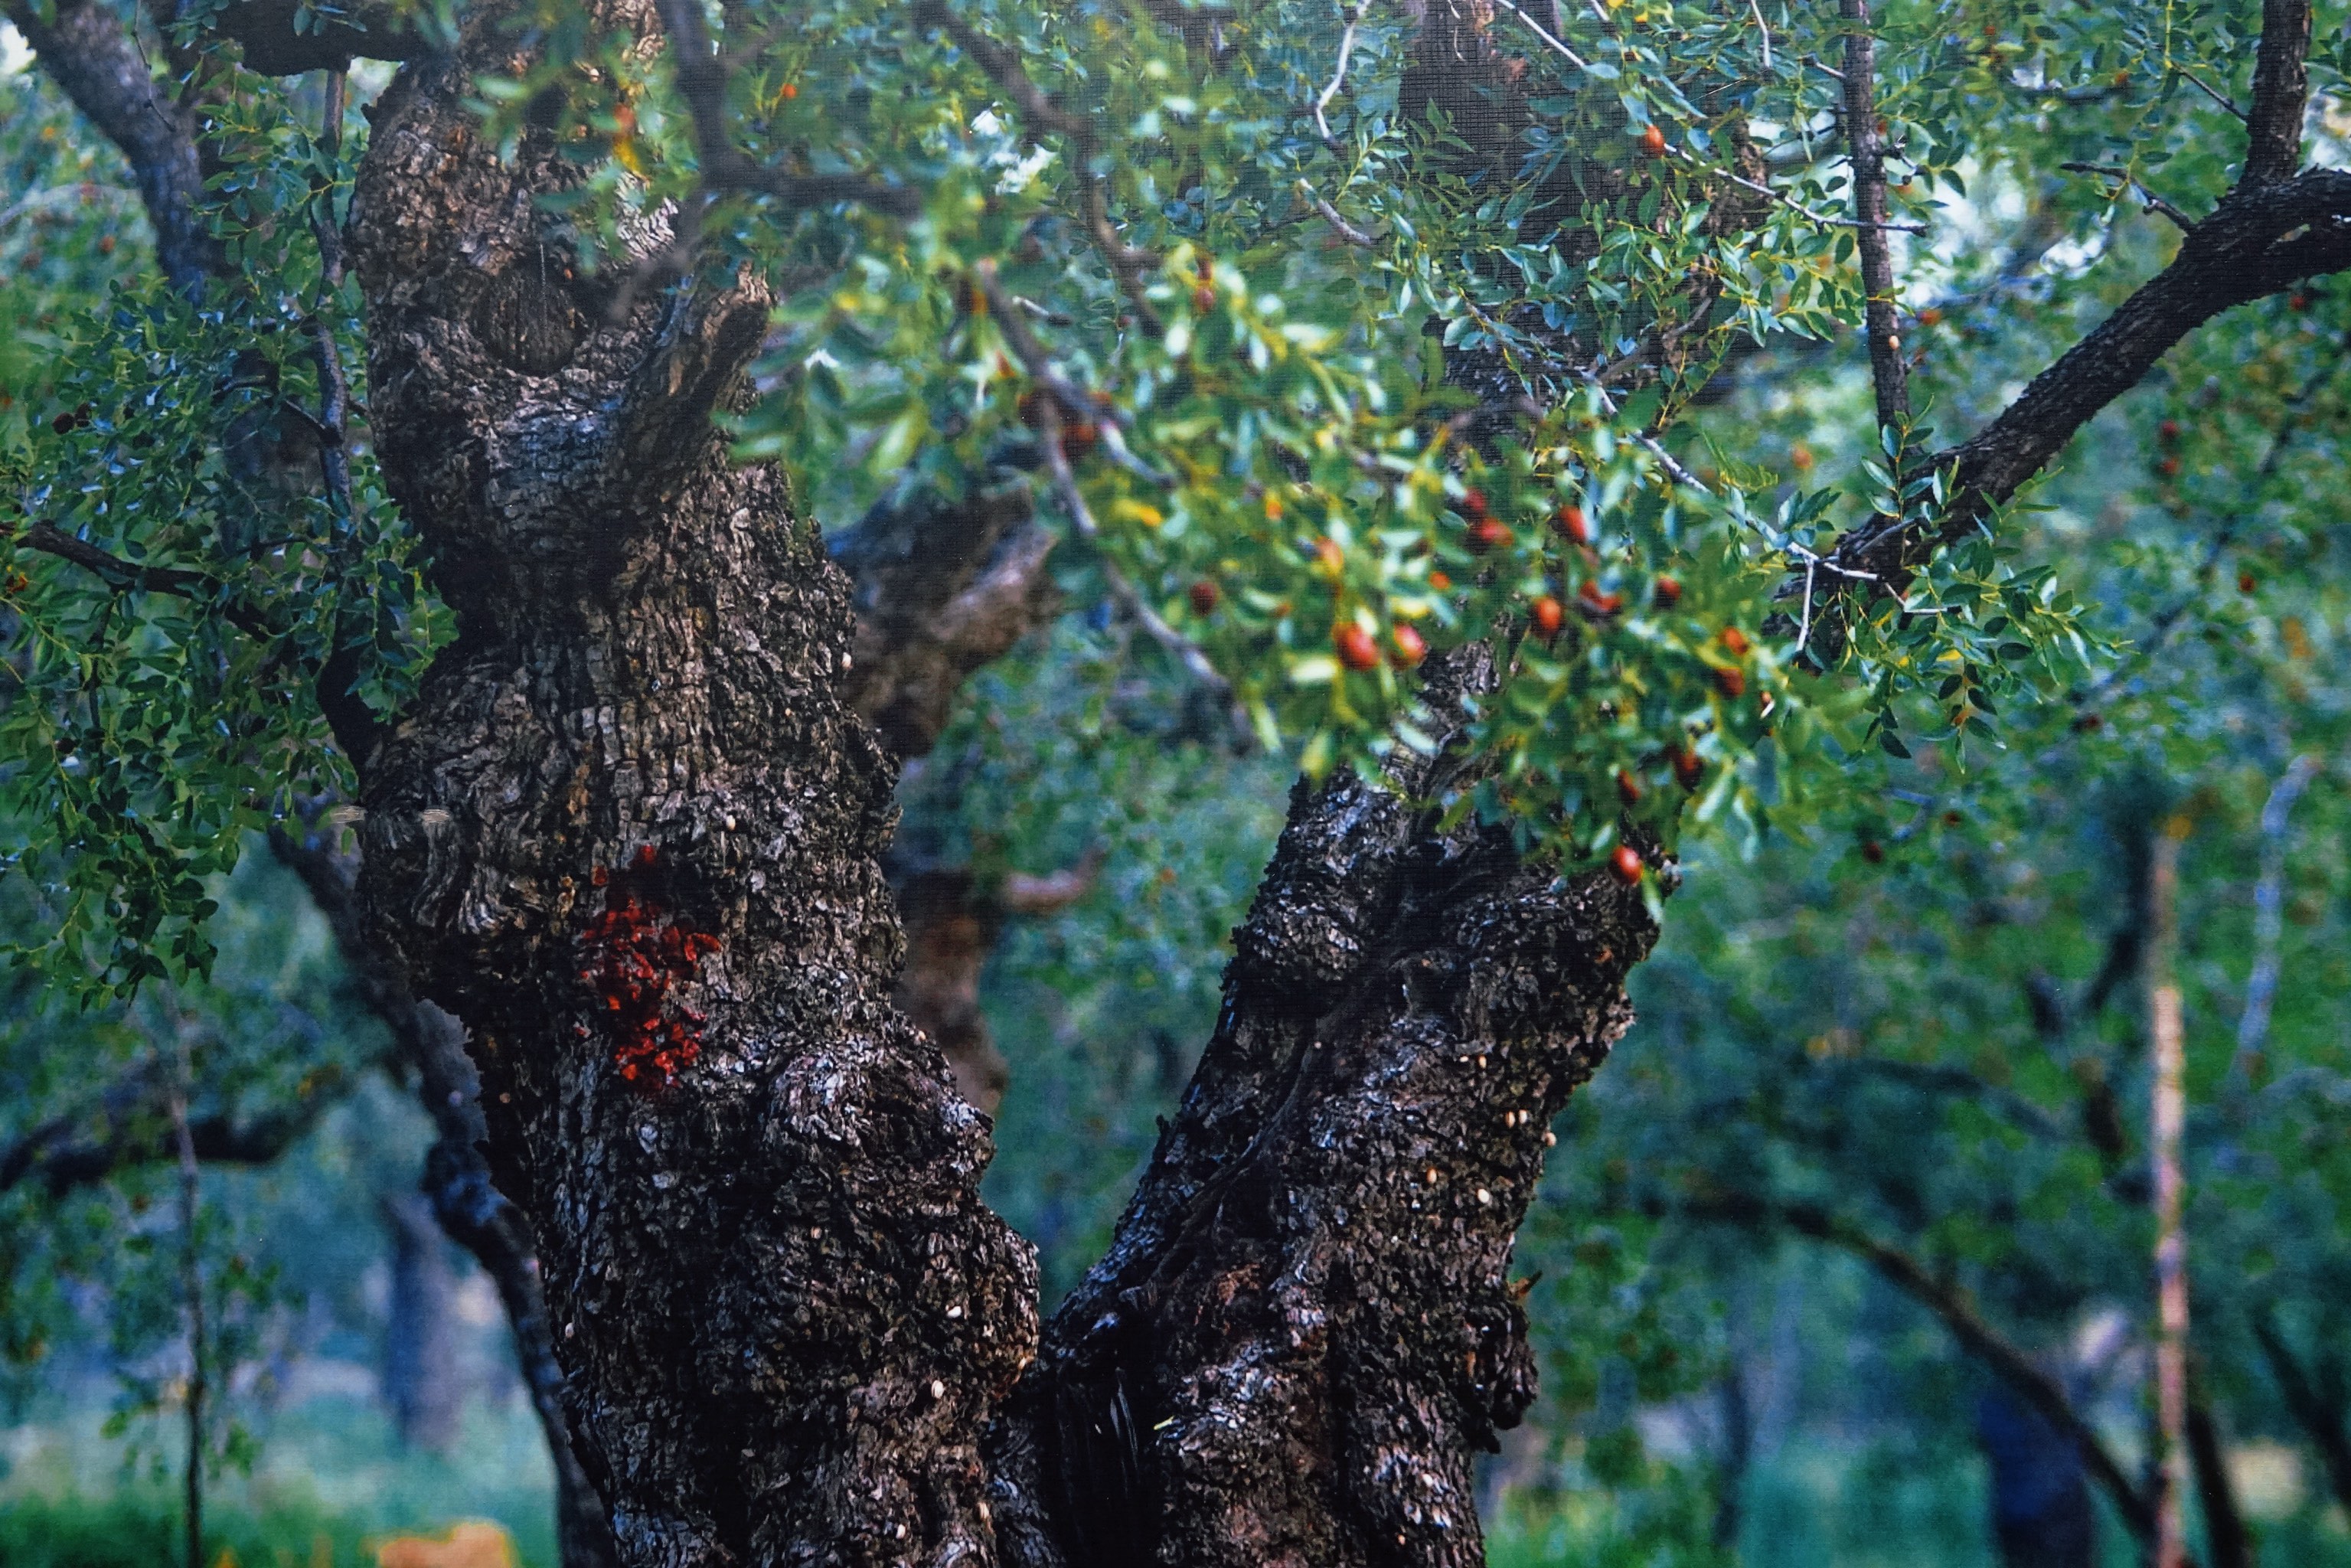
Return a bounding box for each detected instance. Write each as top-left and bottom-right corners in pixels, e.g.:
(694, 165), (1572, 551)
(2059, 162), (2199, 232)
(6, 521), (280, 642)
(1034, 400), (1234, 701)
(1296, 178), (1379, 247)
(2176, 64), (2249, 123)
(652, 0), (919, 216)
(2231, 753), (2323, 1078)
(1660, 142), (1924, 234)
(1314, 0), (1373, 145)
(1490, 0), (1591, 71)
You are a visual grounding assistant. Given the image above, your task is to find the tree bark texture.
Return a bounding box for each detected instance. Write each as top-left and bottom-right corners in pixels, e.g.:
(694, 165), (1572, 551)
(345, 11), (1038, 1560)
(984, 719), (1654, 1566)
(274, 828), (623, 1568)
(339, 8), (1656, 1561)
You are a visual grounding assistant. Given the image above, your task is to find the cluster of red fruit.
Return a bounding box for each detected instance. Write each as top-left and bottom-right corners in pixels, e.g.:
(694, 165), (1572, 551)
(576, 846), (721, 1085)
(1332, 617), (1425, 671)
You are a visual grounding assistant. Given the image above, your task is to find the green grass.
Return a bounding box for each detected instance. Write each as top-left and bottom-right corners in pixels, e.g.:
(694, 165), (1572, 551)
(0, 1492), (369, 1568)
(0, 1390), (554, 1568)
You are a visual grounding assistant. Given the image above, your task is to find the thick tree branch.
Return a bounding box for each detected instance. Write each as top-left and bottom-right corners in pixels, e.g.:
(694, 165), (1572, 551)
(2245, 0), (2313, 186)
(0, 1058), (339, 1197)
(208, 0), (426, 73)
(836, 482), (1062, 760)
(1840, 0), (1908, 428)
(1820, 169), (2351, 588)
(988, 652), (1661, 1567)
(5, 0), (220, 292)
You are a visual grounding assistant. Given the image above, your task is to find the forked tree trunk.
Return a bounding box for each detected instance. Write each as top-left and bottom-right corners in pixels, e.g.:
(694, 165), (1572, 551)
(342, 5), (1647, 1563)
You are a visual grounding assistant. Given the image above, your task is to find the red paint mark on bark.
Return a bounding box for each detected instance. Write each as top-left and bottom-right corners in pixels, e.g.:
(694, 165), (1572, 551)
(576, 848), (720, 1084)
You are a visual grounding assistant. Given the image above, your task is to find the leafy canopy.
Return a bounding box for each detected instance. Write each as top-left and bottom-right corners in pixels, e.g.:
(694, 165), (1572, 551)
(8, 0), (2327, 988)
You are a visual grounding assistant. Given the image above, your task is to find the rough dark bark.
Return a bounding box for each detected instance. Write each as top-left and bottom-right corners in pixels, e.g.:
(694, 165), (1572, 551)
(119, 0), (2329, 1561)
(344, 11), (1037, 1560)
(984, 657), (1658, 1567)
(5, 0), (220, 292)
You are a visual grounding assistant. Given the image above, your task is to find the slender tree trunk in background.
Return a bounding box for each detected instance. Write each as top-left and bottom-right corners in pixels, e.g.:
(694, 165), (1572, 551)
(2186, 1392), (2250, 1568)
(168, 1028), (207, 1568)
(1974, 1381), (2096, 1568)
(383, 1191), (465, 1452)
(2147, 825), (2189, 1568)
(1710, 1354), (1752, 1553)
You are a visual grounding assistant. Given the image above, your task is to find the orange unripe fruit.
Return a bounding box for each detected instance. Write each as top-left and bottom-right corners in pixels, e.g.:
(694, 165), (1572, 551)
(1466, 518), (1511, 554)
(1713, 666), (1747, 697)
(1578, 580), (1622, 616)
(1639, 124), (1667, 158)
(1720, 626), (1749, 656)
(1556, 504), (1592, 545)
(1531, 596), (1565, 639)
(1390, 623), (1429, 667)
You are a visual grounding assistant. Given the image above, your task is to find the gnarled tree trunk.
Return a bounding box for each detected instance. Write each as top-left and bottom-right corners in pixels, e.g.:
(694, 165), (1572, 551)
(345, 12), (1039, 1557)
(338, 6), (1649, 1563)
